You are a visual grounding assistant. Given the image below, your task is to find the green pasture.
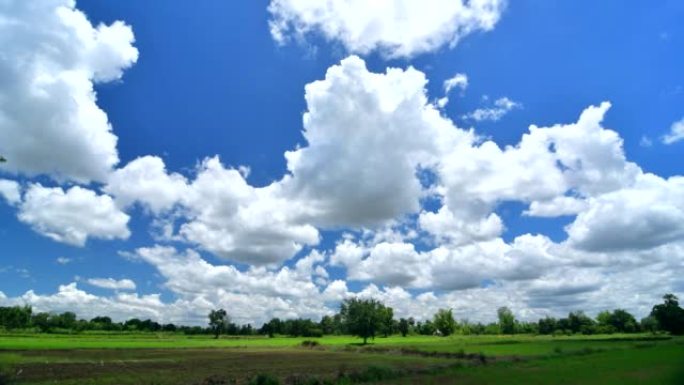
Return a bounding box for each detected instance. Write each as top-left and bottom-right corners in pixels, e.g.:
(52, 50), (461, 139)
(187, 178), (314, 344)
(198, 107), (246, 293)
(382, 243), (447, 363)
(379, 342), (684, 385)
(0, 333), (681, 384)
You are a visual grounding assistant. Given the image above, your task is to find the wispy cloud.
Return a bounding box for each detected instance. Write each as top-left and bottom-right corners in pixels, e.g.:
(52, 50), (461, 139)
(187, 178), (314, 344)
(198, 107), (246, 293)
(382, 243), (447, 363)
(662, 118), (684, 144)
(463, 96), (522, 122)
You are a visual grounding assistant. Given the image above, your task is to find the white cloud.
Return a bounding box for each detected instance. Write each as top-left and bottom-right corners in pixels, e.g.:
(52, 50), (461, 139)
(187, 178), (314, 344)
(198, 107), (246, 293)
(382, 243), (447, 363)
(283, 56), (467, 228)
(567, 173), (684, 252)
(463, 96), (521, 121)
(87, 278), (137, 291)
(662, 118), (684, 144)
(524, 196), (587, 217)
(0, 179), (21, 205)
(437, 73), (468, 108)
(444, 73), (469, 94)
(268, 0), (506, 58)
(105, 156), (189, 213)
(179, 157), (320, 266)
(18, 184), (130, 246)
(56, 257), (72, 265)
(0, 0), (138, 183)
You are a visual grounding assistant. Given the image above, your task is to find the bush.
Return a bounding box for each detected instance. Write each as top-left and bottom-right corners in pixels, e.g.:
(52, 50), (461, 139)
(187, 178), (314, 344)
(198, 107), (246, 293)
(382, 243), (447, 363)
(343, 366), (399, 383)
(249, 373), (280, 385)
(301, 340), (320, 348)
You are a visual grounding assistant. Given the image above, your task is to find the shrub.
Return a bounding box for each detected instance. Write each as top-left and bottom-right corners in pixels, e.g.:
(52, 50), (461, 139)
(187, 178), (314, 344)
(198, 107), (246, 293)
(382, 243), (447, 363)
(249, 373), (280, 385)
(344, 366), (399, 383)
(301, 340), (320, 348)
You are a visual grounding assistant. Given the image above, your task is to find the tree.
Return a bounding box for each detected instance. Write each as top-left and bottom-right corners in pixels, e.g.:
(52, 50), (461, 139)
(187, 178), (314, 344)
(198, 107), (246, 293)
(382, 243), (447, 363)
(379, 305), (394, 337)
(32, 312), (51, 332)
(538, 316), (558, 335)
(433, 308), (456, 336)
(601, 309), (638, 333)
(497, 307), (516, 334)
(398, 318), (410, 337)
(319, 315), (334, 335)
(208, 309), (229, 339)
(0, 306), (32, 329)
(651, 294), (684, 335)
(567, 311), (595, 334)
(339, 298), (386, 344)
(0, 156), (6, 163)
(640, 315), (659, 334)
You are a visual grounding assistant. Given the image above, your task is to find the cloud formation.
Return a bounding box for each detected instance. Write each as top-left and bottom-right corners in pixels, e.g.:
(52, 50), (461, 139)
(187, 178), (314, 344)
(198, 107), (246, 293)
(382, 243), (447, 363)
(87, 278), (137, 291)
(463, 97), (521, 121)
(268, 0), (506, 58)
(662, 118), (684, 144)
(0, 0), (138, 182)
(18, 184), (130, 246)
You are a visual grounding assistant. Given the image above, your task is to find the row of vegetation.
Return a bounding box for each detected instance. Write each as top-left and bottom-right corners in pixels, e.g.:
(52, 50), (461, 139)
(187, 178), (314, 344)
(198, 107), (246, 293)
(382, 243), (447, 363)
(2, 294), (683, 342)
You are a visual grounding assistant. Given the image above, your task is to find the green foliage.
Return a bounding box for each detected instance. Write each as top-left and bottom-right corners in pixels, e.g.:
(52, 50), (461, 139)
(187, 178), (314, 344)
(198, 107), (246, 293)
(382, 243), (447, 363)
(339, 298), (390, 344)
(378, 306), (394, 337)
(640, 315), (659, 334)
(651, 294), (684, 335)
(208, 309), (229, 339)
(398, 318), (410, 337)
(433, 309), (456, 336)
(0, 306), (32, 330)
(497, 307), (516, 334)
(567, 311), (595, 334)
(597, 309), (638, 333)
(301, 340), (320, 348)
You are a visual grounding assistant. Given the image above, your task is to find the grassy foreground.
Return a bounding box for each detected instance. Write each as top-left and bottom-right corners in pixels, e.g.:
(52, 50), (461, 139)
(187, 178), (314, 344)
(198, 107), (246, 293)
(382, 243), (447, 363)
(0, 333), (682, 384)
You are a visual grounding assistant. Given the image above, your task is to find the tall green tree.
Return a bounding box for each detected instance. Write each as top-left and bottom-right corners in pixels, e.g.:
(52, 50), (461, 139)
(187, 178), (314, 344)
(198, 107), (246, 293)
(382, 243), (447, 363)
(208, 309), (229, 339)
(497, 307), (516, 334)
(433, 308), (456, 336)
(651, 294), (684, 335)
(378, 305), (394, 337)
(398, 318), (410, 337)
(339, 298), (386, 344)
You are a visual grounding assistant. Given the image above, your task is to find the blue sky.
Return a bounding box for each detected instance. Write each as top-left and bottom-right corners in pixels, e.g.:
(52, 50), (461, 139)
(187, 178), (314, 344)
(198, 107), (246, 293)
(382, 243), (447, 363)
(0, 0), (683, 325)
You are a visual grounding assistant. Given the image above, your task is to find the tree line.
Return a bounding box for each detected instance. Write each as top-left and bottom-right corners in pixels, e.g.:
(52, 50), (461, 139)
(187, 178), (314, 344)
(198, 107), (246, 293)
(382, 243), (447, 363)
(2, 294), (683, 341)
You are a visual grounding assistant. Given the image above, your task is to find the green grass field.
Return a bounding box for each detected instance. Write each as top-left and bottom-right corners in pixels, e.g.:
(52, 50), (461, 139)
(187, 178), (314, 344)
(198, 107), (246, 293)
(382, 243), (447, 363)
(0, 333), (682, 384)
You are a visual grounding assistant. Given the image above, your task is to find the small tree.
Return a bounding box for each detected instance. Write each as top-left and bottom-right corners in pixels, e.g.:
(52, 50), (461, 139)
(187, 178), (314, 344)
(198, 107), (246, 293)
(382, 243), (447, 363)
(339, 298), (385, 344)
(433, 308), (456, 336)
(208, 309), (229, 339)
(497, 307), (516, 334)
(398, 318), (410, 337)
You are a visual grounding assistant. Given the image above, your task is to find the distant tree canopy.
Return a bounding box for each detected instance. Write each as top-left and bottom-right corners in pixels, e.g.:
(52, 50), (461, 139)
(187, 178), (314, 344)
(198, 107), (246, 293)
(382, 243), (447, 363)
(1, 294), (682, 338)
(0, 155), (6, 163)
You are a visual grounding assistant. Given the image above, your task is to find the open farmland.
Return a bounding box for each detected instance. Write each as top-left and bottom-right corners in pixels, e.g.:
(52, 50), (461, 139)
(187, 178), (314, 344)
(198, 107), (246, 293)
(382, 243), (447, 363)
(1, 333), (682, 384)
